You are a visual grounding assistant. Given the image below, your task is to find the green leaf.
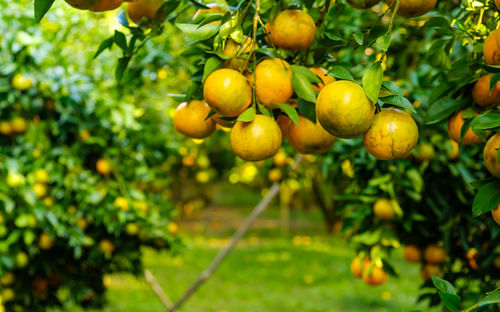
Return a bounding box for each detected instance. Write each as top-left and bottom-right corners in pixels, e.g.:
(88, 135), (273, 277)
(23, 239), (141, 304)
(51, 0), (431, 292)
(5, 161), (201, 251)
(34, 0), (55, 23)
(292, 72), (317, 103)
(297, 99), (316, 123)
(329, 66), (354, 81)
(176, 23), (220, 40)
(381, 81), (404, 97)
(202, 57), (223, 83)
(423, 17), (450, 28)
(269, 103), (299, 125)
(380, 95), (417, 114)
(115, 56), (131, 82)
(477, 289), (500, 308)
(352, 32), (364, 45)
(424, 99), (462, 124)
(432, 276), (457, 295)
(438, 293), (461, 312)
(470, 113), (500, 130)
(257, 104), (273, 118)
(113, 30), (127, 51)
(375, 35), (391, 52)
(362, 62), (383, 103)
(472, 180), (500, 217)
(291, 65), (321, 84)
(94, 37), (114, 59)
(237, 106), (256, 122)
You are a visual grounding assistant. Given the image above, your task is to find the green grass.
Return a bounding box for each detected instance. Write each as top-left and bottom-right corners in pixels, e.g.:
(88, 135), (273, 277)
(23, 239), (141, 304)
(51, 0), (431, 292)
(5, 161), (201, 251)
(96, 234), (438, 312)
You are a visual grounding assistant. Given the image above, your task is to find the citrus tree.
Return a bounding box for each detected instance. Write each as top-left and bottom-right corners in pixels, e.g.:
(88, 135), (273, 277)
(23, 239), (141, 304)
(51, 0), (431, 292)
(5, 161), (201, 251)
(11, 0), (500, 311)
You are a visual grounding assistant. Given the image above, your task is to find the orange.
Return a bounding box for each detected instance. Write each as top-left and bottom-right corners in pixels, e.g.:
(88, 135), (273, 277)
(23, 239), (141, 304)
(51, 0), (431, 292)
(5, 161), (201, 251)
(492, 204), (500, 225)
(0, 272), (14, 286)
(65, 0), (99, 9)
(362, 266), (388, 286)
(96, 158), (112, 175)
(38, 233), (54, 250)
(472, 75), (500, 108)
(447, 110), (482, 145)
(204, 68), (252, 117)
(255, 58), (293, 106)
(273, 151), (288, 167)
(347, 0), (380, 9)
(268, 168), (284, 183)
(32, 183), (47, 198)
(309, 67), (335, 92)
(174, 100), (216, 139)
(222, 36), (256, 71)
(484, 133), (500, 178)
(34, 169), (50, 184)
(287, 115), (336, 154)
(230, 115), (282, 161)
(373, 198), (395, 220)
(114, 197), (129, 211)
(0, 121), (12, 135)
(350, 256), (371, 278)
(485, 30), (500, 65)
(496, 0), (500, 10)
(420, 263), (442, 281)
(127, 0), (165, 25)
(99, 239), (115, 254)
(385, 0), (437, 18)
(415, 142), (435, 162)
(363, 108), (419, 160)
(277, 114), (292, 139)
(269, 10), (316, 50)
(403, 245), (421, 263)
(445, 139), (459, 160)
(316, 80), (375, 139)
(424, 245), (446, 264)
(11, 117), (27, 133)
(12, 73), (33, 90)
(90, 0), (122, 11)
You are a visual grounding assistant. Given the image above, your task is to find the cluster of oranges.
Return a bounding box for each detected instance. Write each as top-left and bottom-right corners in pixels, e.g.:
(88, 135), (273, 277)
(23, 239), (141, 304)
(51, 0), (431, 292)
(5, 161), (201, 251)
(350, 256), (388, 286)
(175, 6), (421, 163)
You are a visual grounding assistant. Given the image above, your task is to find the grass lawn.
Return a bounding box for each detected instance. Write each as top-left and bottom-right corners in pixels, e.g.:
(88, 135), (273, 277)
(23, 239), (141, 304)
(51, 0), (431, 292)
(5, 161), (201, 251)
(93, 207), (439, 312)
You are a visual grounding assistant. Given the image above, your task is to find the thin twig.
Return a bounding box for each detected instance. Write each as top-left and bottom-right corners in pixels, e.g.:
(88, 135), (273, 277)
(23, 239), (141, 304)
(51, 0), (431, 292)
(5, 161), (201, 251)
(165, 154), (303, 312)
(144, 269), (175, 310)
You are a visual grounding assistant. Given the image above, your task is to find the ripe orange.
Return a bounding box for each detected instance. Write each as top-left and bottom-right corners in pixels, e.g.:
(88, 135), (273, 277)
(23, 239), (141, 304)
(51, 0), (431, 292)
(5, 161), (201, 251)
(316, 80), (375, 139)
(362, 266), (388, 286)
(96, 158), (112, 175)
(484, 133), (500, 178)
(12, 73), (33, 90)
(485, 30), (500, 65)
(174, 100), (216, 139)
(0, 121), (12, 135)
(11, 117), (27, 133)
(114, 197), (129, 211)
(65, 0), (99, 9)
(472, 75), (500, 108)
(230, 115), (282, 161)
(222, 37), (256, 71)
(347, 0), (380, 9)
(32, 183), (47, 198)
(373, 198), (395, 220)
(491, 204), (500, 225)
(496, 0), (500, 10)
(445, 139), (459, 160)
(447, 110), (482, 145)
(268, 168), (284, 183)
(38, 233), (54, 250)
(273, 151), (288, 167)
(385, 0), (437, 18)
(424, 245), (446, 264)
(99, 239), (115, 254)
(277, 114), (292, 139)
(309, 67), (335, 92)
(403, 245), (421, 263)
(420, 263), (442, 281)
(127, 0), (165, 25)
(255, 58), (293, 106)
(363, 108), (419, 160)
(269, 10), (316, 50)
(350, 256), (371, 278)
(204, 68), (252, 117)
(0, 272), (14, 286)
(287, 115), (336, 155)
(90, 0), (122, 11)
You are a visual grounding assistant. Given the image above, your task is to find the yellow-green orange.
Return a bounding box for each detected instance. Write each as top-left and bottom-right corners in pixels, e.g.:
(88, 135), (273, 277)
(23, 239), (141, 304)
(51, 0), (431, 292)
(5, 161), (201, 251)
(316, 80), (375, 139)
(222, 37), (256, 71)
(484, 133), (500, 178)
(287, 115), (336, 155)
(204, 68), (252, 117)
(269, 10), (316, 50)
(90, 0), (122, 11)
(373, 198), (395, 220)
(127, 0), (165, 25)
(255, 58), (293, 106)
(12, 73), (33, 91)
(173, 100), (216, 139)
(230, 115), (282, 161)
(363, 108), (418, 160)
